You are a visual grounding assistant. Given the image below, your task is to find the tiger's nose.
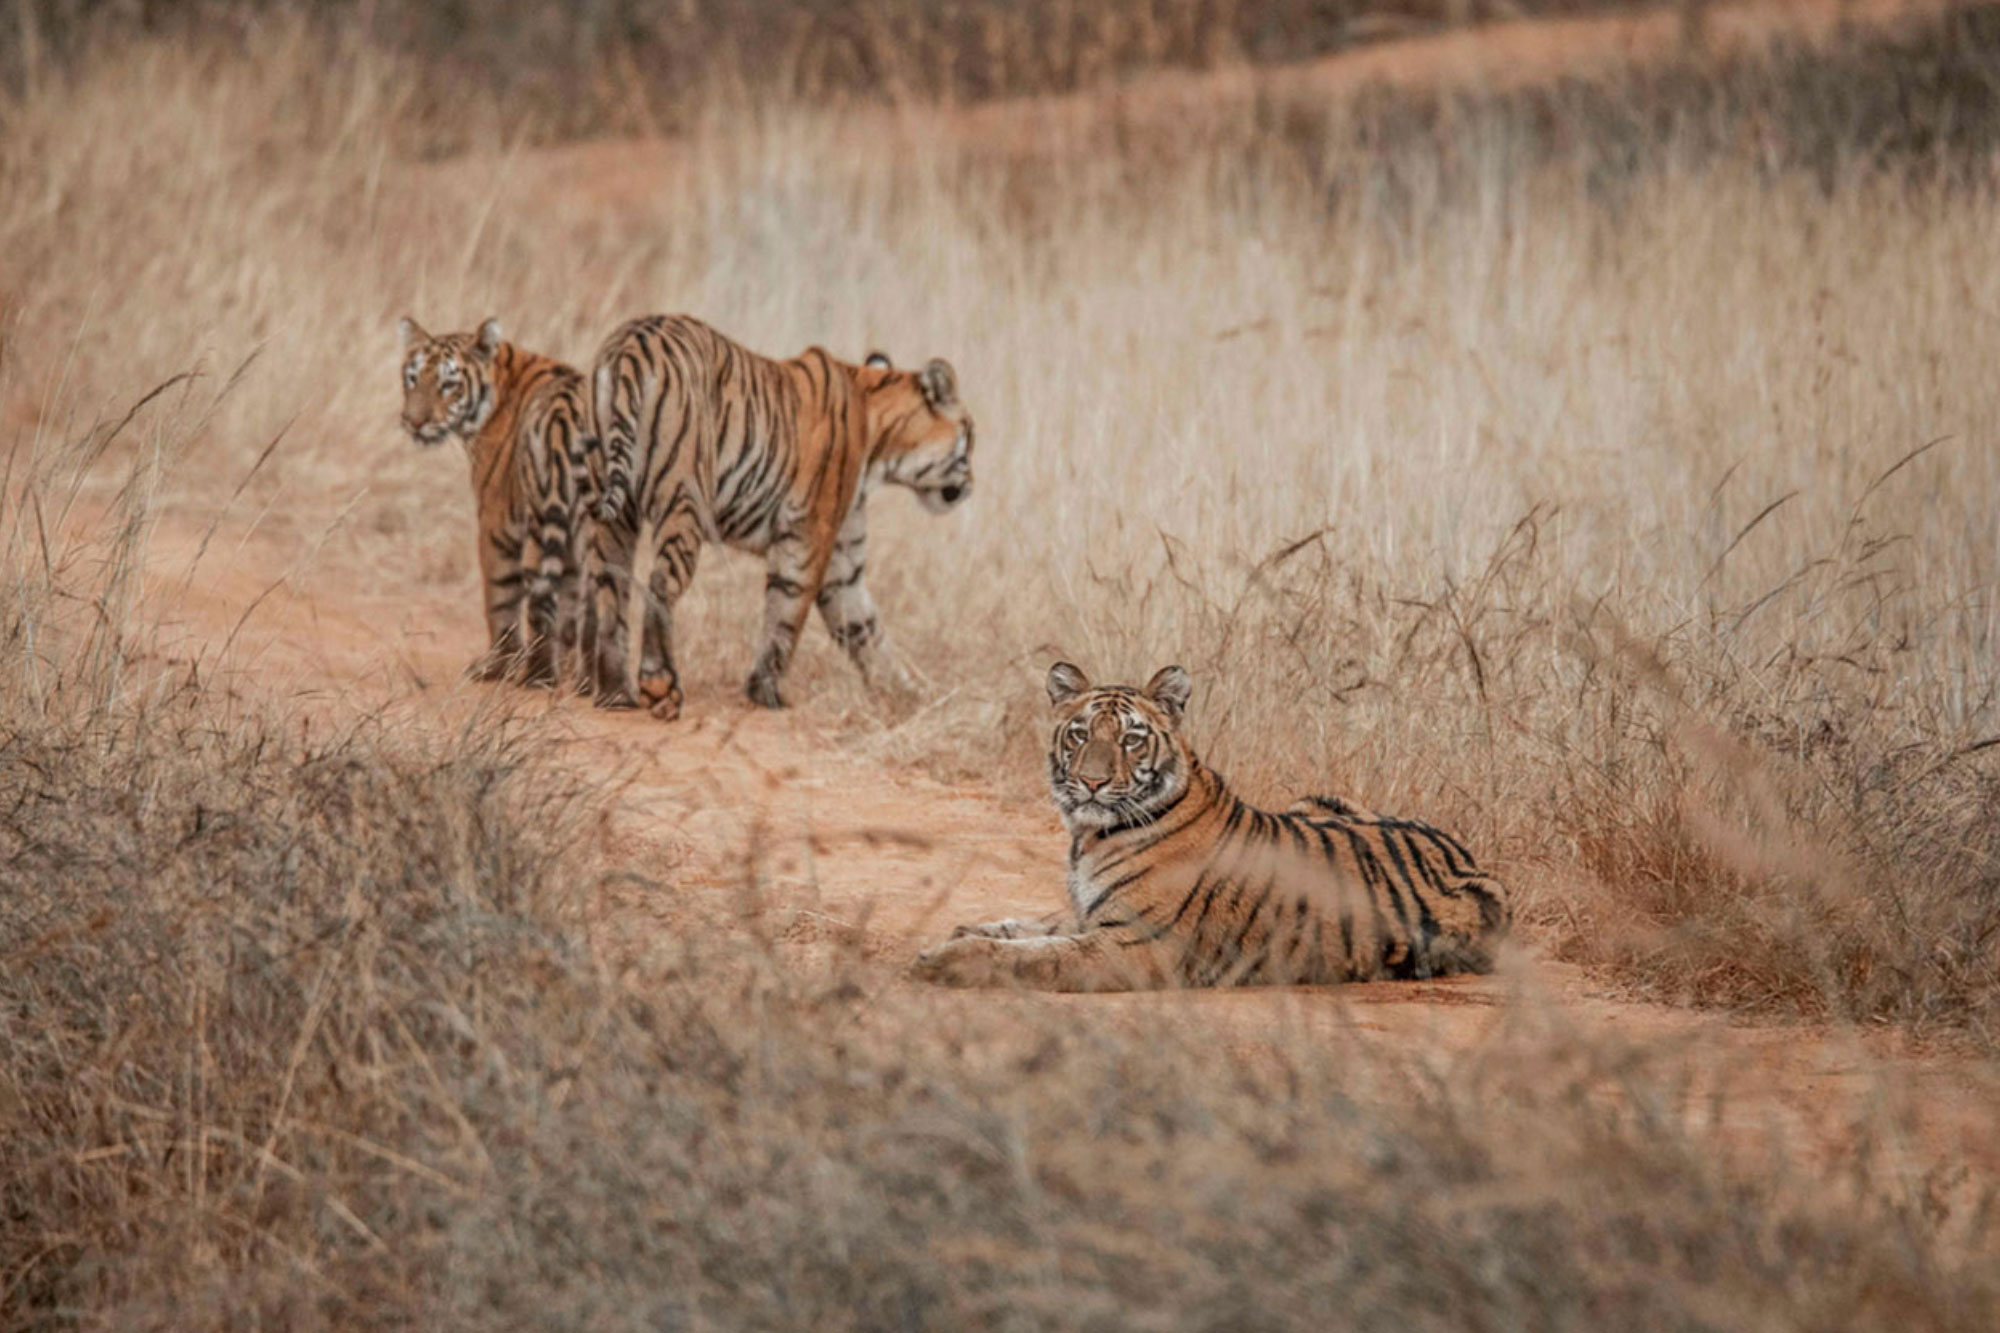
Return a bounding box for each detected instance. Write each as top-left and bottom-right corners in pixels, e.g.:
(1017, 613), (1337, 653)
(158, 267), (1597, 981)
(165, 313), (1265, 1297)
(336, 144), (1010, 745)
(1075, 746), (1116, 789)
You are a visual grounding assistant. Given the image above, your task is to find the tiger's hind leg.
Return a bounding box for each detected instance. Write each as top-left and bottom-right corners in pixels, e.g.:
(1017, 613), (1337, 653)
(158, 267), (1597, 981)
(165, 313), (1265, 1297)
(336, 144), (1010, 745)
(555, 495), (598, 695)
(635, 500), (704, 721)
(590, 518), (639, 708)
(637, 599), (682, 721)
(563, 427), (604, 696)
(518, 529), (564, 690)
(561, 553), (596, 696)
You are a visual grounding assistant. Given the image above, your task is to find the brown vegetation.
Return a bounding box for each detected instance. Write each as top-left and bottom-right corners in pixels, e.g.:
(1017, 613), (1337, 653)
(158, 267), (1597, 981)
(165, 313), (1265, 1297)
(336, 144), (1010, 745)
(4, 1), (2000, 1326)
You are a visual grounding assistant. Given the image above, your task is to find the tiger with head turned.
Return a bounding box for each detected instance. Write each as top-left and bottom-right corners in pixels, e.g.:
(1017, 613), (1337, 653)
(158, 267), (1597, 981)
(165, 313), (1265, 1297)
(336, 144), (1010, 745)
(398, 317), (600, 688)
(589, 314), (974, 718)
(913, 662), (1512, 991)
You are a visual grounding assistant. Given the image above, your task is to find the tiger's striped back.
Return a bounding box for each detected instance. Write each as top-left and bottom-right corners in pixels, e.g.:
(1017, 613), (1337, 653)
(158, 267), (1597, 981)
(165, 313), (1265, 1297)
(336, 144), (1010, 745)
(593, 315), (728, 536)
(914, 663), (1511, 991)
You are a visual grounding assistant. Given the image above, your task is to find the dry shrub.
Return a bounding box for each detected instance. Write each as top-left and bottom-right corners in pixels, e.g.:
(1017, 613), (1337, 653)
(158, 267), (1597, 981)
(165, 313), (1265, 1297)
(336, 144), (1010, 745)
(7, 9), (2000, 1321)
(5, 7), (1999, 1038)
(4, 421), (1998, 1329)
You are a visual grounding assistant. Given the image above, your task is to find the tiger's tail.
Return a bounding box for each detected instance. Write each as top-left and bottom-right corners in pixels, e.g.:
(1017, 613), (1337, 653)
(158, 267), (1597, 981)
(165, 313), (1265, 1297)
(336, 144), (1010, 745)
(595, 362), (634, 526)
(533, 507), (569, 593)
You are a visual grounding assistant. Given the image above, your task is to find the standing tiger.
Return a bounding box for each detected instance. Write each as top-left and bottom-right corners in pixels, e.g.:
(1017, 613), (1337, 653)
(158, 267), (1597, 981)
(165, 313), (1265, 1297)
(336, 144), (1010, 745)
(398, 317), (599, 688)
(913, 662), (1512, 991)
(589, 314), (974, 718)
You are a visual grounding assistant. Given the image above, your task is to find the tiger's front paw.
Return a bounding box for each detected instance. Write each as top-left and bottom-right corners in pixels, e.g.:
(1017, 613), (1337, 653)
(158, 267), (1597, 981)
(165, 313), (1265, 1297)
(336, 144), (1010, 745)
(746, 672), (787, 710)
(912, 937), (1004, 988)
(639, 675), (683, 722)
(951, 918), (1040, 940)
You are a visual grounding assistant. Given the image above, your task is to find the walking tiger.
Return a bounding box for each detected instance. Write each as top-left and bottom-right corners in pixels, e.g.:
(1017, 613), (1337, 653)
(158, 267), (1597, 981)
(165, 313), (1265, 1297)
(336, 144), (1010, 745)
(589, 314), (974, 718)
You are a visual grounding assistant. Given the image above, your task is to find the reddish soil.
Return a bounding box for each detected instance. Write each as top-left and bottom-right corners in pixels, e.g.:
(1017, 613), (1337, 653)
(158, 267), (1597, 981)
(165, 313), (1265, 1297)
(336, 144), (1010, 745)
(136, 512), (2000, 1203)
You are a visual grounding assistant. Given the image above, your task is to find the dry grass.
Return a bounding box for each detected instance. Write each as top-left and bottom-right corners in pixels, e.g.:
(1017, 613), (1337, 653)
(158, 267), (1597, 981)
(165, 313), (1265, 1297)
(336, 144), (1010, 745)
(6, 8), (1997, 1025)
(5, 2), (2000, 1325)
(3, 442), (1997, 1328)
(4, 0), (1635, 133)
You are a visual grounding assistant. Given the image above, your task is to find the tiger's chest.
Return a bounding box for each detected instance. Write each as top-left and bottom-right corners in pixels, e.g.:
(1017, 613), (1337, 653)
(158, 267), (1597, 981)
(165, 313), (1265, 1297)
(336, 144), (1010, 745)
(1065, 859), (1096, 922)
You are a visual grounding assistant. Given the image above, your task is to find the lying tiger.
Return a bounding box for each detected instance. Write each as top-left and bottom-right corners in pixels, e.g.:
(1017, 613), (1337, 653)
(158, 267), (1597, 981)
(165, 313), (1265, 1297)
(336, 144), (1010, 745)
(914, 662), (1512, 990)
(590, 314), (974, 718)
(397, 316), (598, 688)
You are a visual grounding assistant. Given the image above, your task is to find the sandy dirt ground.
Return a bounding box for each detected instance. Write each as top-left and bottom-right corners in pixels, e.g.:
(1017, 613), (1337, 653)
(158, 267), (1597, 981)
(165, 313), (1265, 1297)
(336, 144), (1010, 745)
(133, 509), (2000, 1203)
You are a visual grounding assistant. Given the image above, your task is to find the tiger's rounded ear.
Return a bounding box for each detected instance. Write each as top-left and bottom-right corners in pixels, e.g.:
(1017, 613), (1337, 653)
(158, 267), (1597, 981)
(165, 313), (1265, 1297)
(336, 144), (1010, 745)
(1047, 661), (1091, 706)
(865, 351), (893, 370)
(398, 316), (426, 349)
(920, 357), (957, 408)
(1145, 666), (1192, 719)
(476, 318), (502, 356)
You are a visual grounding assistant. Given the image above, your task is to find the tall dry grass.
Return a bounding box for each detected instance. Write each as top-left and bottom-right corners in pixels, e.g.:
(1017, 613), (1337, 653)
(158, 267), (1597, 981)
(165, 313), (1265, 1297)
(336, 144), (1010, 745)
(3, 0), (1630, 132)
(4, 8), (1997, 1025)
(4, 416), (1997, 1329)
(5, 4), (2000, 1323)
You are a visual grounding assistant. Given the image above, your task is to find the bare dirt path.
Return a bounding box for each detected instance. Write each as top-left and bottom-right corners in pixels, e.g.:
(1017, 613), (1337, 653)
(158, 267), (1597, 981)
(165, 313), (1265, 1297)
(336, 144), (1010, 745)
(135, 512), (2000, 1198)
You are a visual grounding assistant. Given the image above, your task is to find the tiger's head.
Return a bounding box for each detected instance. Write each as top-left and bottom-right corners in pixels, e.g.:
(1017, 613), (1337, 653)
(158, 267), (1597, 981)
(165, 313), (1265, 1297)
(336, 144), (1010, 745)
(398, 317), (502, 447)
(1045, 661), (1196, 831)
(859, 352), (974, 514)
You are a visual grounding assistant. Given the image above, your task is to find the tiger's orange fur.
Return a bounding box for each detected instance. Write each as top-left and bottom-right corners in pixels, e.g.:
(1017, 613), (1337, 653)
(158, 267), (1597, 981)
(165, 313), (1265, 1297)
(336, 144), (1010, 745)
(914, 662), (1512, 991)
(589, 314), (973, 718)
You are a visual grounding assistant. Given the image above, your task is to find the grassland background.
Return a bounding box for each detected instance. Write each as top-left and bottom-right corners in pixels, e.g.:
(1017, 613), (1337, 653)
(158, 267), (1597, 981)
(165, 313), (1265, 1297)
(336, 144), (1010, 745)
(4, 0), (2000, 1327)
(5, 0), (1634, 129)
